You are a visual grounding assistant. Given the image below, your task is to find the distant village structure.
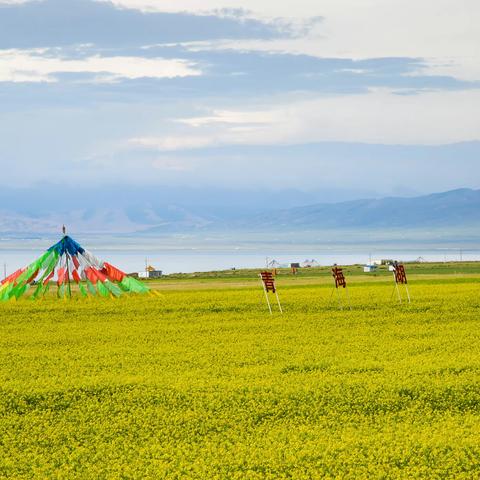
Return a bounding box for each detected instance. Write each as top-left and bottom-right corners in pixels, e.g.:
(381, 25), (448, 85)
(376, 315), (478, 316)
(364, 259), (398, 273)
(266, 258), (320, 269)
(138, 265), (162, 279)
(302, 259), (320, 268)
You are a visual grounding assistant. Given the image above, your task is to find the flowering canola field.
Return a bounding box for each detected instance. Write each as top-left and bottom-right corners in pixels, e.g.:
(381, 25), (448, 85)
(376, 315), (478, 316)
(1, 274), (480, 479)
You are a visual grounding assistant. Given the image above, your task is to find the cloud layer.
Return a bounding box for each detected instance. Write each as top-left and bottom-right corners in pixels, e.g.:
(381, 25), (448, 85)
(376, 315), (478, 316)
(0, 49), (201, 82)
(0, 0), (478, 197)
(0, 0), (298, 48)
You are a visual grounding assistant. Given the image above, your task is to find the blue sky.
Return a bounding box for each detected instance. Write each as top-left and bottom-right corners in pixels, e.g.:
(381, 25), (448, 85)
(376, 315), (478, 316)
(0, 0), (479, 199)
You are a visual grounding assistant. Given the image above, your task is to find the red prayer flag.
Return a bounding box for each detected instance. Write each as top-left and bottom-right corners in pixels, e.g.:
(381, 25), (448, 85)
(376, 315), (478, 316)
(71, 255), (80, 269)
(101, 262), (126, 282)
(84, 267), (98, 284)
(57, 267), (66, 286)
(43, 270), (55, 285)
(1, 268), (25, 285)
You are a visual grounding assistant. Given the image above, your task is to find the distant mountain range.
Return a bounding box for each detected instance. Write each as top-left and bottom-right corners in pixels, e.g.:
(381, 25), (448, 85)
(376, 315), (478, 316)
(0, 184), (333, 236)
(226, 188), (480, 231)
(0, 187), (479, 237)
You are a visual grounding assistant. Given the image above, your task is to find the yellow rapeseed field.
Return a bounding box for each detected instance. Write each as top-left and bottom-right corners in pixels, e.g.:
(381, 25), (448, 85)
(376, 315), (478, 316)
(1, 270), (480, 478)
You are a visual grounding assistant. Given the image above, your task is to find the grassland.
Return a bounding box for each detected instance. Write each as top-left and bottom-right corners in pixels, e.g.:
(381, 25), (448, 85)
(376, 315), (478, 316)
(1, 263), (480, 478)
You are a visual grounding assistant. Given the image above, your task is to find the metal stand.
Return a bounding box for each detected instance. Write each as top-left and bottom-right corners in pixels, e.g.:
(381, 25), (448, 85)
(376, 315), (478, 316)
(392, 270), (411, 304)
(275, 290), (283, 313)
(405, 284), (411, 303)
(261, 279), (272, 314)
(332, 285), (352, 310)
(394, 272), (402, 303)
(345, 286), (351, 309)
(331, 266), (352, 310)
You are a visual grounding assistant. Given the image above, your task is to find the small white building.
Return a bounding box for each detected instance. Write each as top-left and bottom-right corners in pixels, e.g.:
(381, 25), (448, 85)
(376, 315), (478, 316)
(364, 265), (378, 273)
(139, 266), (162, 279)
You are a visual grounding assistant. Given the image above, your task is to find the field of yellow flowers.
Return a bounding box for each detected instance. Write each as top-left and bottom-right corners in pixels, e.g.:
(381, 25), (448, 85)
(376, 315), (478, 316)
(1, 270), (480, 478)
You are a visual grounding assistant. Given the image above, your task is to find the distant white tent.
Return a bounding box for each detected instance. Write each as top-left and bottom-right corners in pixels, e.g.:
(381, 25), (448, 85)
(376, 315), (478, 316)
(266, 259), (282, 268)
(301, 259), (319, 268)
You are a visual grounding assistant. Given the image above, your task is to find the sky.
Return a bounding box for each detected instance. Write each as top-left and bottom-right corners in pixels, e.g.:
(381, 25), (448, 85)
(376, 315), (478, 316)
(0, 0), (479, 200)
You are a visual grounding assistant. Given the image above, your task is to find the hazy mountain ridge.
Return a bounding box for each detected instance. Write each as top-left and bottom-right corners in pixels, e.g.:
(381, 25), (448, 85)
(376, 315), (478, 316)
(0, 188), (478, 236)
(232, 188), (480, 230)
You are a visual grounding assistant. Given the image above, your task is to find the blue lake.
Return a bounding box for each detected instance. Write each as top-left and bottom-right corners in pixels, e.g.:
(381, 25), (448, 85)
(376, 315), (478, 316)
(0, 234), (478, 276)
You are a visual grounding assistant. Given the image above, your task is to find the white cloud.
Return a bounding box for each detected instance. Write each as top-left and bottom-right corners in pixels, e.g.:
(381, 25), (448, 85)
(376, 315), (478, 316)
(177, 109), (277, 127)
(114, 0), (480, 82)
(129, 88), (480, 149)
(151, 157), (191, 171)
(3, 2), (478, 83)
(129, 109), (280, 151)
(407, 57), (480, 83)
(130, 136), (216, 151)
(0, 49), (201, 83)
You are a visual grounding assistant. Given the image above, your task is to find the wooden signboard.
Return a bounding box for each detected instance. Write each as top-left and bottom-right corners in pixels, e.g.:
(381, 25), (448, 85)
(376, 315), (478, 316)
(331, 266), (351, 310)
(332, 266), (347, 288)
(394, 264), (408, 285)
(392, 263), (411, 303)
(259, 271), (283, 314)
